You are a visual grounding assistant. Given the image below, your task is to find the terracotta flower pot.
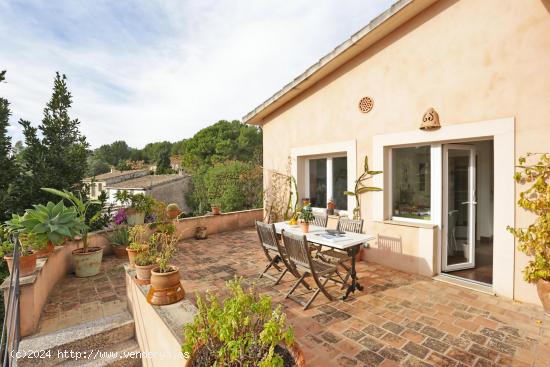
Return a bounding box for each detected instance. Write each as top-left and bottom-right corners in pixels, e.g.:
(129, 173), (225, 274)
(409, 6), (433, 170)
(135, 263), (156, 282)
(195, 226), (208, 240)
(166, 209), (181, 220)
(112, 245), (129, 260)
(300, 222), (310, 233)
(537, 279), (550, 316)
(126, 247), (139, 267)
(150, 266), (181, 290)
(211, 206), (221, 215)
(72, 247), (103, 278)
(4, 252), (37, 278)
(34, 241), (55, 259)
(185, 342), (305, 367)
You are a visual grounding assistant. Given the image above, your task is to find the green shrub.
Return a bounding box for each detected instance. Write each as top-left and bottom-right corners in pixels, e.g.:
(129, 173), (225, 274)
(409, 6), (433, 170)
(182, 278), (293, 367)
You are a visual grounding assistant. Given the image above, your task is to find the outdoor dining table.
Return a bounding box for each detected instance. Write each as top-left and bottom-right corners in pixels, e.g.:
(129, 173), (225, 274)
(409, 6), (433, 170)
(274, 222), (376, 300)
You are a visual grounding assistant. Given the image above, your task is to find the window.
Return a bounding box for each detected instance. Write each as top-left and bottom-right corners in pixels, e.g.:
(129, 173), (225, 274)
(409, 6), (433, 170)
(98, 183), (103, 191)
(392, 146), (431, 220)
(307, 156), (348, 210)
(91, 184), (96, 197)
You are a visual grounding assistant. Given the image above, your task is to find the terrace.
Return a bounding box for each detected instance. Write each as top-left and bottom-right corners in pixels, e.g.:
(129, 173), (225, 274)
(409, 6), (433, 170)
(30, 228), (550, 367)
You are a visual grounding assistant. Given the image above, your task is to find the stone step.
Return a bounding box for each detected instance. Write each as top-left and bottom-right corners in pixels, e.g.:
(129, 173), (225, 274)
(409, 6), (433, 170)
(59, 339), (142, 367)
(17, 312), (138, 367)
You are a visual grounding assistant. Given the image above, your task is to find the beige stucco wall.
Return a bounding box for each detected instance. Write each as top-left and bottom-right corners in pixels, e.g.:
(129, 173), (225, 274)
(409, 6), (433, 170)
(260, 0), (550, 305)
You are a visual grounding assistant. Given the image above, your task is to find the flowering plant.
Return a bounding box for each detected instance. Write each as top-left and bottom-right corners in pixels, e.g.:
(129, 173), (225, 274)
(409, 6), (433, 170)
(114, 208), (127, 225)
(297, 204), (314, 224)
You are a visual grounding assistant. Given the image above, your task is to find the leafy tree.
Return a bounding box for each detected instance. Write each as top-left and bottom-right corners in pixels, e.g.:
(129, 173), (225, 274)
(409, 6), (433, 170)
(0, 70), (18, 220)
(155, 144), (172, 174)
(171, 139), (187, 156)
(86, 154), (111, 176)
(95, 140), (131, 166)
(182, 120), (262, 173)
(142, 141), (172, 163)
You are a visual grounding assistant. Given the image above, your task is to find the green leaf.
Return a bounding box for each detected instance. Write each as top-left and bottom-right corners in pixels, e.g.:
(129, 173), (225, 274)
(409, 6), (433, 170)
(343, 191), (356, 196)
(356, 186), (382, 194)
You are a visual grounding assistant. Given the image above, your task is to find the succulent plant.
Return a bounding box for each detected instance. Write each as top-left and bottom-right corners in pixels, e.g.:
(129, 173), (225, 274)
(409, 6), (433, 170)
(166, 203), (180, 211)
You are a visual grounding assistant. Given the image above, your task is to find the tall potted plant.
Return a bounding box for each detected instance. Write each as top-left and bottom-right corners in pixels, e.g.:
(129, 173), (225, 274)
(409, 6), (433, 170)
(42, 188), (102, 277)
(127, 224), (149, 268)
(344, 155), (382, 220)
(182, 278), (303, 367)
(508, 153), (550, 315)
(149, 231), (183, 305)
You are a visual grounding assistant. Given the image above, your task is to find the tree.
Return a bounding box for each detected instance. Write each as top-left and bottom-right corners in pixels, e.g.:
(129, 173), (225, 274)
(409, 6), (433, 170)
(95, 140), (131, 166)
(0, 70), (18, 220)
(155, 145), (172, 174)
(15, 72), (89, 211)
(86, 154), (111, 176)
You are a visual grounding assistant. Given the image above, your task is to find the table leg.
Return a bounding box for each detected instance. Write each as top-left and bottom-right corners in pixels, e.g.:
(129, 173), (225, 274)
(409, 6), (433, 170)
(343, 244), (362, 300)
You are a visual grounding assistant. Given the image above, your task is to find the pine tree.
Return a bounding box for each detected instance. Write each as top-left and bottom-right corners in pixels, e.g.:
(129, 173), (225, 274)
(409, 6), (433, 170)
(16, 72), (89, 210)
(0, 70), (18, 220)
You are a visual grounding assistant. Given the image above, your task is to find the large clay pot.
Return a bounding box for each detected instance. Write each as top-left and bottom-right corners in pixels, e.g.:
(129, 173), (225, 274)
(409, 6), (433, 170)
(35, 241), (55, 259)
(112, 245), (129, 260)
(537, 279), (550, 316)
(72, 247), (103, 277)
(185, 342), (305, 367)
(135, 263), (156, 282)
(4, 252), (37, 277)
(126, 209), (145, 225)
(150, 266), (181, 290)
(300, 222), (310, 233)
(195, 226), (208, 240)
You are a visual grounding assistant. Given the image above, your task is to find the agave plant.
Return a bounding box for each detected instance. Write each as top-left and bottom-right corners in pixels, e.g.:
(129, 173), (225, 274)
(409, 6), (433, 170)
(20, 201), (84, 245)
(344, 155), (382, 220)
(42, 188), (100, 252)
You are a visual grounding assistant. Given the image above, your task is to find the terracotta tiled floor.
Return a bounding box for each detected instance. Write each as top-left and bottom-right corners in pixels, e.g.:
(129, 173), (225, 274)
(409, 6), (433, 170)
(41, 229), (550, 366)
(38, 256), (128, 334)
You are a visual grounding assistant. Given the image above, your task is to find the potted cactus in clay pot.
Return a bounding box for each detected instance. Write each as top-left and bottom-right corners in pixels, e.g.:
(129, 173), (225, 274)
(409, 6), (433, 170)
(166, 203), (182, 220)
(508, 153), (550, 315)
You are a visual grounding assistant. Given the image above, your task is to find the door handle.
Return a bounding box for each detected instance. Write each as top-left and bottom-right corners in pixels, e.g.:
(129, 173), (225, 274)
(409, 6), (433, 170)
(461, 201), (478, 205)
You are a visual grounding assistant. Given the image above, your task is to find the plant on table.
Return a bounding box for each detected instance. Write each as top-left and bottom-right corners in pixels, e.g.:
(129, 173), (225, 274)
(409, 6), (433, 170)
(297, 204), (314, 233)
(507, 153), (550, 314)
(41, 188), (103, 277)
(344, 155), (382, 220)
(182, 278), (299, 367)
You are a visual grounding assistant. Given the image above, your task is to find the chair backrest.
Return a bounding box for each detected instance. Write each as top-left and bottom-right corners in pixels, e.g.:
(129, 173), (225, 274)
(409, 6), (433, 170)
(326, 215), (339, 230)
(338, 217), (364, 233)
(281, 230), (312, 270)
(255, 221), (280, 252)
(312, 213), (328, 227)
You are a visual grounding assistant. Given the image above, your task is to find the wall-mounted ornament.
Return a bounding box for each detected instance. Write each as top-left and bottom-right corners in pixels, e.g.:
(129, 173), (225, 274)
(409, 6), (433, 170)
(358, 96), (374, 113)
(420, 107), (441, 130)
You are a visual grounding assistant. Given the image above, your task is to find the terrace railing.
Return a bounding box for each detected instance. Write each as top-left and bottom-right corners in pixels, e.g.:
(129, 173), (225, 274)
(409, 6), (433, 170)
(0, 234), (21, 367)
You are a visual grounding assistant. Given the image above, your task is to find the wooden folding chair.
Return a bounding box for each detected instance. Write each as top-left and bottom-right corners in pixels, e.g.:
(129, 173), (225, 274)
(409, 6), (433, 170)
(312, 213), (328, 227)
(319, 217), (364, 288)
(326, 215), (339, 230)
(281, 230), (339, 310)
(255, 221), (287, 285)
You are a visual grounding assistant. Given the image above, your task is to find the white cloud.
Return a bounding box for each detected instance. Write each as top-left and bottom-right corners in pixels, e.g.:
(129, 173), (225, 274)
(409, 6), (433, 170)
(0, 0), (394, 148)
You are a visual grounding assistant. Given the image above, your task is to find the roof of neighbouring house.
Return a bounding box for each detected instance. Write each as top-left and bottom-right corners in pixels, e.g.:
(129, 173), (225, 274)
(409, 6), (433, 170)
(83, 169), (149, 181)
(106, 174), (187, 190)
(243, 0), (437, 125)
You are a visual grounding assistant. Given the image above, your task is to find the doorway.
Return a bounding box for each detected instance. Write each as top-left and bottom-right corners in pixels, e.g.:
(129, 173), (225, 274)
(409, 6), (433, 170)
(442, 140), (494, 285)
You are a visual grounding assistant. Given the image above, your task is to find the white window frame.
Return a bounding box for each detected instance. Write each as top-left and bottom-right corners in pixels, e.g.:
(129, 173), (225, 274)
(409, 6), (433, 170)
(304, 154), (348, 211)
(387, 144), (441, 225)
(291, 140), (357, 216)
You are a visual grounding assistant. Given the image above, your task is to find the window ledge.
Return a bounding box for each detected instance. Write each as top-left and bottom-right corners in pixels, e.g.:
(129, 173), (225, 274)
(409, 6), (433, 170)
(381, 219), (437, 229)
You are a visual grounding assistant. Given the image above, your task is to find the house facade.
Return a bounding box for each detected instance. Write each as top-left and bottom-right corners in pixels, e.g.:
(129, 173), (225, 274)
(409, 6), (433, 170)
(244, 0), (550, 305)
(83, 169), (150, 199)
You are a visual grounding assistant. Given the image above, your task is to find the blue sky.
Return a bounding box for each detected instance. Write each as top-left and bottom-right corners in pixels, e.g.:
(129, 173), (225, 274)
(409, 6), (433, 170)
(0, 0), (394, 148)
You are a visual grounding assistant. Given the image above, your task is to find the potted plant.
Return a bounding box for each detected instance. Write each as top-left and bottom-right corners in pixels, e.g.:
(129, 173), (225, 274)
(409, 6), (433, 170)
(2, 219), (47, 277)
(18, 201), (82, 258)
(166, 203), (181, 220)
(210, 203), (221, 215)
(327, 198), (335, 215)
(149, 231), (182, 305)
(507, 153), (550, 315)
(182, 278), (304, 367)
(195, 216), (208, 240)
(42, 188), (102, 278)
(115, 191), (156, 226)
(134, 248), (157, 283)
(108, 225), (130, 259)
(297, 204), (314, 233)
(127, 224), (149, 267)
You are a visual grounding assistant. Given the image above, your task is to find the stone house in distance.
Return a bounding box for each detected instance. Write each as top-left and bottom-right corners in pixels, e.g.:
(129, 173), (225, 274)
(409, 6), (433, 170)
(244, 0), (550, 306)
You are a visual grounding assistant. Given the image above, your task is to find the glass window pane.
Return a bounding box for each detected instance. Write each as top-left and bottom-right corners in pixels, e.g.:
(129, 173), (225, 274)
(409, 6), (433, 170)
(332, 157), (348, 210)
(309, 158), (327, 207)
(392, 146), (431, 220)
